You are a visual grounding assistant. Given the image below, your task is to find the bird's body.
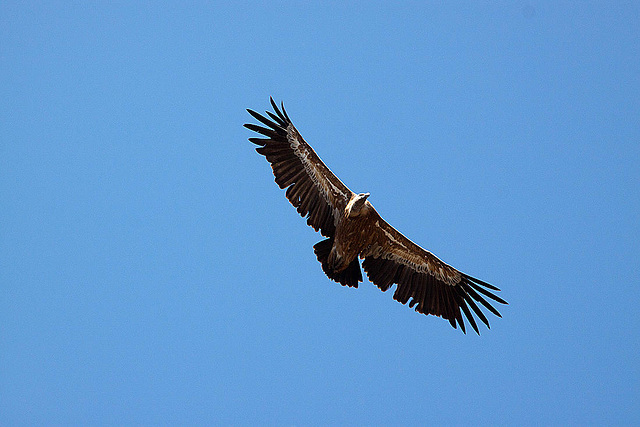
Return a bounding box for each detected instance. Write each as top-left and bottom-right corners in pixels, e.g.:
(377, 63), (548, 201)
(245, 98), (507, 334)
(328, 193), (372, 271)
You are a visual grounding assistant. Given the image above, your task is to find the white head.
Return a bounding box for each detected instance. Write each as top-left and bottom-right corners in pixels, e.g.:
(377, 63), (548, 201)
(346, 192), (370, 217)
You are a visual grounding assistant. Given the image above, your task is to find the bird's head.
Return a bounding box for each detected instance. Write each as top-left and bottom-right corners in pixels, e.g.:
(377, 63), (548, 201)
(346, 192), (371, 217)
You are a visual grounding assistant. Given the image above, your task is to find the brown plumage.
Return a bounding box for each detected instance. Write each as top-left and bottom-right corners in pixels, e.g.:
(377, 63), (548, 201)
(245, 98), (507, 334)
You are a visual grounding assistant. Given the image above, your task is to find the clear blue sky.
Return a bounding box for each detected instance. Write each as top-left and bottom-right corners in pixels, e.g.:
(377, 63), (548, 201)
(2, 2), (638, 425)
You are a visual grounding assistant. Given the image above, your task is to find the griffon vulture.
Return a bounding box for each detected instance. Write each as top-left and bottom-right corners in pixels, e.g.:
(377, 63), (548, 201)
(245, 98), (507, 334)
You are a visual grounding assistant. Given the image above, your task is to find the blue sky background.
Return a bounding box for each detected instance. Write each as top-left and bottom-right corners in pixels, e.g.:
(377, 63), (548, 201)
(2, 2), (639, 425)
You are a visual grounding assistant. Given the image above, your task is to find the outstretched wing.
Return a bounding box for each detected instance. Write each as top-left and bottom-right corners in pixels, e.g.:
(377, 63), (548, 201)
(245, 98), (354, 237)
(361, 212), (507, 334)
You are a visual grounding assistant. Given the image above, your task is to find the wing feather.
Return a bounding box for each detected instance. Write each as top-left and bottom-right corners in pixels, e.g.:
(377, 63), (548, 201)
(266, 110), (287, 127)
(455, 288), (478, 334)
(246, 98), (354, 237)
(361, 212), (506, 334)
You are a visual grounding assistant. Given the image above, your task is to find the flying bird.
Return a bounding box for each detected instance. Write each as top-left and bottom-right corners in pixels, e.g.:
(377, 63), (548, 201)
(245, 98), (507, 334)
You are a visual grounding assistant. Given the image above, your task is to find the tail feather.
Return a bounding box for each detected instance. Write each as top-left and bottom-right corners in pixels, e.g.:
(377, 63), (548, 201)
(313, 238), (362, 288)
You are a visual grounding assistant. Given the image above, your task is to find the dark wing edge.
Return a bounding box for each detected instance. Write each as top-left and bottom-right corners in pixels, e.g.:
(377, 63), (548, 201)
(361, 217), (507, 335)
(244, 98), (353, 237)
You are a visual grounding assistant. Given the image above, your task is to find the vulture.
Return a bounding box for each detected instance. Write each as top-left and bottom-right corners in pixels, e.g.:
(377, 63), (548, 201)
(245, 98), (507, 334)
